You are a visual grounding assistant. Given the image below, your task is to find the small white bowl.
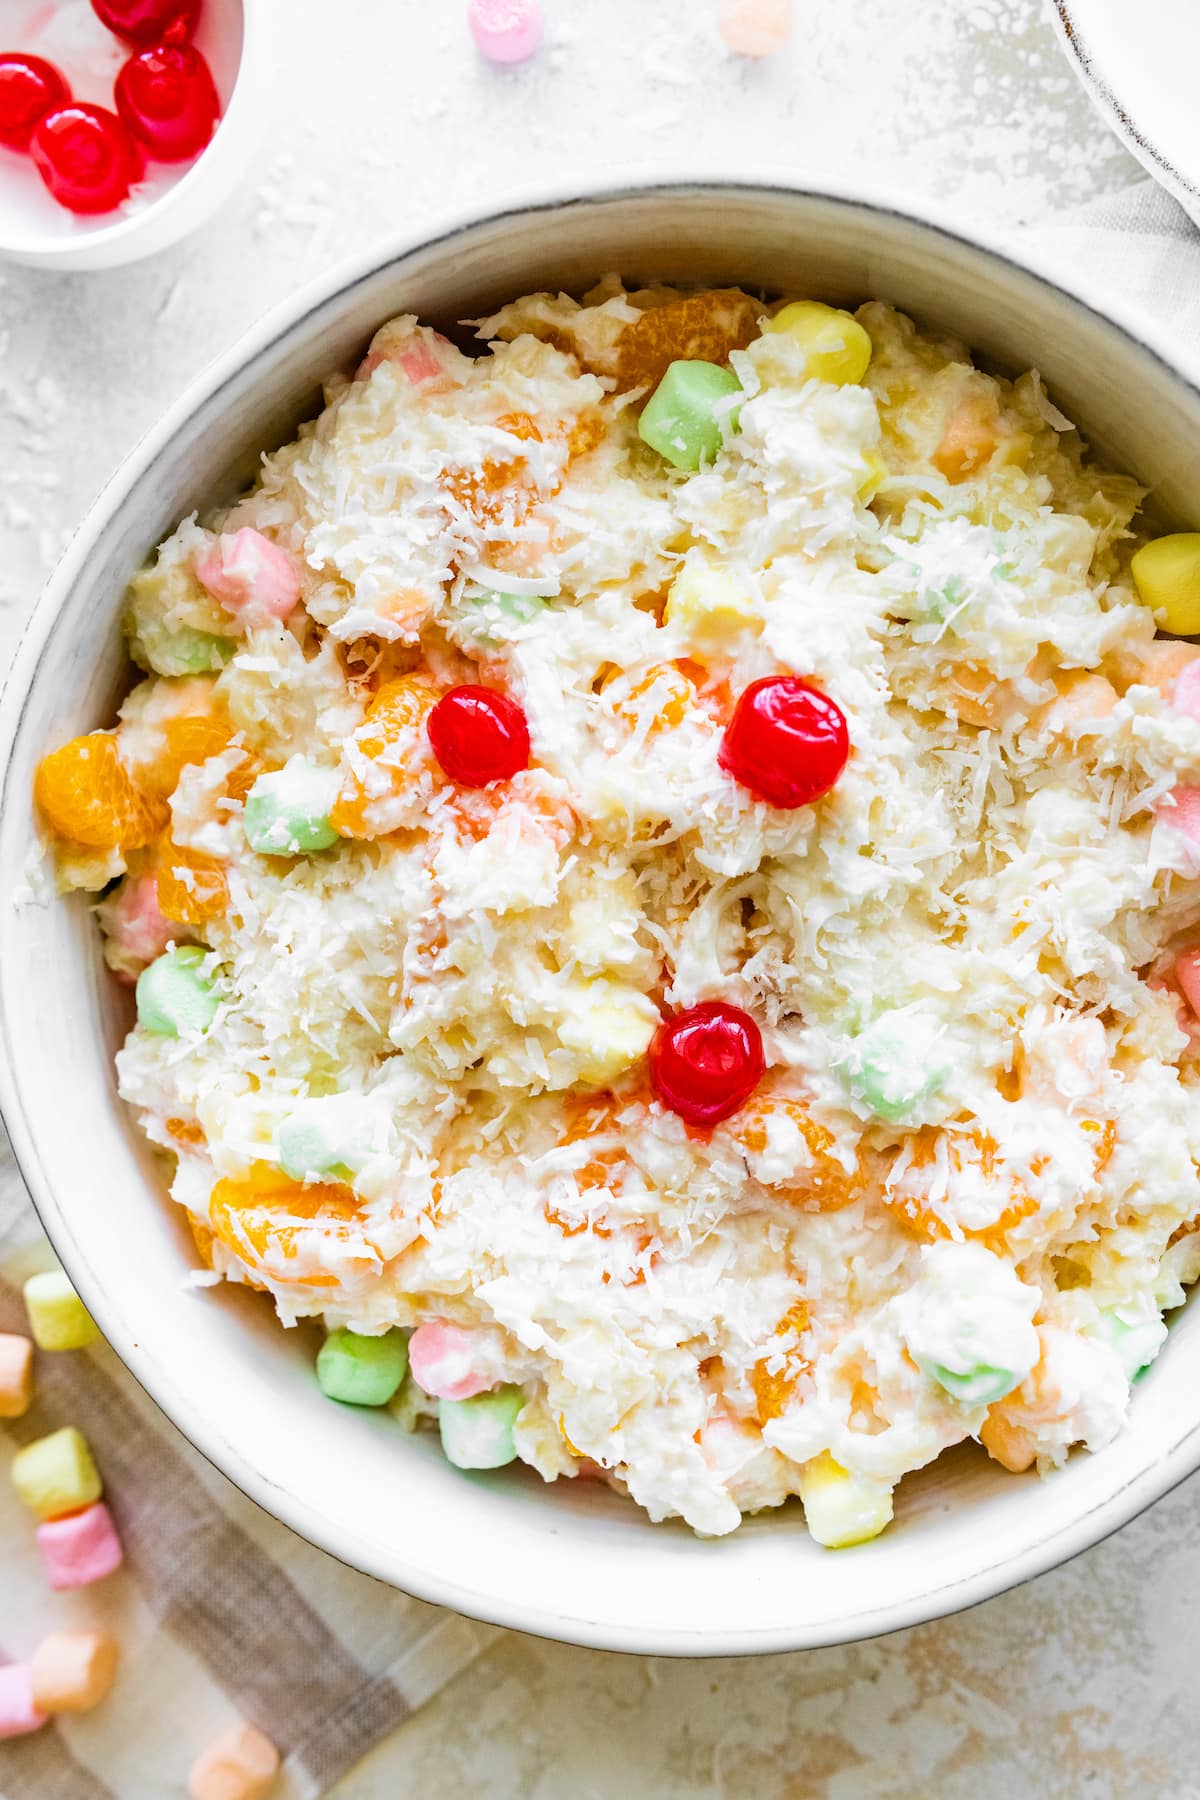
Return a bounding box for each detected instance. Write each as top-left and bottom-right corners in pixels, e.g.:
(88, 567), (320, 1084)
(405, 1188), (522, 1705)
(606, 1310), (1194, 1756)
(4, 176), (1200, 1654)
(0, 0), (266, 269)
(1051, 0), (1200, 226)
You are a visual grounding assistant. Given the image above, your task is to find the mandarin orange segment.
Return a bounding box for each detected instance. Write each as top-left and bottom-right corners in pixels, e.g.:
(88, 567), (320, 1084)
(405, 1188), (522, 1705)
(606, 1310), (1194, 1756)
(207, 1165), (375, 1287)
(34, 731), (168, 852)
(603, 662), (695, 734)
(156, 839), (229, 927)
(614, 291), (760, 392)
(166, 1116), (206, 1147)
(734, 1095), (855, 1210)
(331, 672), (440, 838)
(142, 711), (238, 798)
(883, 1127), (1038, 1247)
(750, 1299), (811, 1424)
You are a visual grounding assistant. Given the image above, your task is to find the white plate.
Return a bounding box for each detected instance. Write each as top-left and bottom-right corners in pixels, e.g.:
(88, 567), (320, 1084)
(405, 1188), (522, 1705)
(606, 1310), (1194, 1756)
(1051, 0), (1200, 223)
(4, 175), (1200, 1654)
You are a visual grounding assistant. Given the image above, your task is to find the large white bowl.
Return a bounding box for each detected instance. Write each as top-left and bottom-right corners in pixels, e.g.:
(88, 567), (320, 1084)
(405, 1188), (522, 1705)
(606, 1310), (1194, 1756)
(1051, 0), (1200, 226)
(4, 177), (1200, 1655)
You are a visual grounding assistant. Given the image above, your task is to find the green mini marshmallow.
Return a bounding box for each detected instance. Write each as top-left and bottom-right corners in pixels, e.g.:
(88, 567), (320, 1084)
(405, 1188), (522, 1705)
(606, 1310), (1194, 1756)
(638, 360), (742, 472)
(278, 1094), (368, 1183)
(928, 1361), (1020, 1407)
(132, 619), (236, 677)
(843, 1010), (951, 1124)
(136, 946), (219, 1038)
(1092, 1303), (1167, 1380)
(439, 1384), (523, 1470)
(316, 1328), (409, 1406)
(243, 757), (340, 857)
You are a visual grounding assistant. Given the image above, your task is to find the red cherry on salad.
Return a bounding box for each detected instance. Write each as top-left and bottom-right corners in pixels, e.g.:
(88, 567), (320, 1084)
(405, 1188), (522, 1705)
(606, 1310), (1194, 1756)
(115, 44), (219, 161)
(649, 1001), (764, 1127)
(30, 104), (142, 215)
(719, 675), (849, 809)
(89, 0), (201, 46)
(0, 54), (70, 151)
(427, 686), (531, 787)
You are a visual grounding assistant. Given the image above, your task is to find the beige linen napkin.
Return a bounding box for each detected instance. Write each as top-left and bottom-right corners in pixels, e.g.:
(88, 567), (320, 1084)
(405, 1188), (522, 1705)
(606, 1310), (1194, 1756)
(0, 1136), (497, 1800)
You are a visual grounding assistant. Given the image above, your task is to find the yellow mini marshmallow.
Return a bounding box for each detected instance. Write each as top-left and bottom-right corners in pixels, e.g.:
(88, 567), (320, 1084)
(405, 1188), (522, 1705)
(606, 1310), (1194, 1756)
(666, 553), (761, 652)
(188, 1722), (280, 1800)
(11, 1427), (102, 1522)
(1131, 533), (1200, 636)
(0, 1333), (33, 1419)
(558, 983), (659, 1085)
(764, 301), (873, 386)
(23, 1270), (99, 1351)
(798, 1450), (894, 1548)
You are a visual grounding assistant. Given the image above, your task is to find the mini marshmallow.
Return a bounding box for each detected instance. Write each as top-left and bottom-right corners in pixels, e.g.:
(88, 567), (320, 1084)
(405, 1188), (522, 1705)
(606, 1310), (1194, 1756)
(188, 1722), (280, 1800)
(36, 1500), (123, 1589)
(718, 0), (792, 55)
(0, 1664), (47, 1740)
(467, 0), (543, 64)
(23, 1269), (99, 1351)
(0, 1332), (33, 1418)
(30, 1631), (119, 1712)
(12, 1427), (102, 1521)
(439, 1385), (524, 1469)
(195, 528), (301, 627)
(316, 1328), (408, 1407)
(408, 1320), (492, 1400)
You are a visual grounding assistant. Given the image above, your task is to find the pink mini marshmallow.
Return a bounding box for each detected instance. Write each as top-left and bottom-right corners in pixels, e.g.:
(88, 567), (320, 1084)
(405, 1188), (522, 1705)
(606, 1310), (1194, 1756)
(36, 1500), (124, 1590)
(719, 0), (792, 55)
(195, 529), (301, 628)
(408, 1321), (492, 1400)
(1174, 658), (1200, 723)
(0, 1665), (47, 1740)
(1155, 784), (1200, 843)
(109, 871), (176, 977)
(467, 0), (543, 64)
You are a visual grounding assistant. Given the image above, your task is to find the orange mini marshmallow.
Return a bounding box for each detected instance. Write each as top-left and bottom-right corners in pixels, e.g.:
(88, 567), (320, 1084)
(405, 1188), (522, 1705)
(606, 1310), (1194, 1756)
(719, 0), (792, 56)
(188, 1722), (280, 1800)
(30, 1631), (119, 1713)
(0, 1332), (33, 1418)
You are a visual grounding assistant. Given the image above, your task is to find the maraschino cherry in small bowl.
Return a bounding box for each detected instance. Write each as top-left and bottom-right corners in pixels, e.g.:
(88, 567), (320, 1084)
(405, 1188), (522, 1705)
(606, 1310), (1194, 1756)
(0, 0), (262, 269)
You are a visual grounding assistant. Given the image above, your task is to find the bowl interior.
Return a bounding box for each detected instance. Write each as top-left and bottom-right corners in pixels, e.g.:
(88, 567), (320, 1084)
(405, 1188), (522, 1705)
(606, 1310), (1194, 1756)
(0, 0), (244, 253)
(4, 183), (1200, 1653)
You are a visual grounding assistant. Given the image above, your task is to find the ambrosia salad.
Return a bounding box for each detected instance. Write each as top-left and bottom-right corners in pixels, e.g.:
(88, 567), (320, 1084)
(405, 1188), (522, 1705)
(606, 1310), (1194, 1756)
(33, 280), (1200, 1545)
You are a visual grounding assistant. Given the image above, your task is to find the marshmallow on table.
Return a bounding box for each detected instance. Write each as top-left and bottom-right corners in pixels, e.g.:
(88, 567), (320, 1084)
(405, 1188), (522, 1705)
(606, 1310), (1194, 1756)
(188, 1722), (280, 1800)
(718, 0), (792, 56)
(31, 1631), (119, 1713)
(0, 1332), (34, 1417)
(11, 1426), (102, 1520)
(467, 0), (543, 64)
(37, 1500), (124, 1589)
(23, 1270), (99, 1350)
(0, 1664), (47, 1740)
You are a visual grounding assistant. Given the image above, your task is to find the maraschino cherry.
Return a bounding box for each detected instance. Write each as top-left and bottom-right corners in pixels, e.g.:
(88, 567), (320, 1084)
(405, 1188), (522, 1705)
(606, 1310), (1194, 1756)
(427, 686), (531, 787)
(649, 1001), (764, 1127)
(719, 675), (849, 808)
(89, 0), (201, 46)
(0, 54), (69, 150)
(30, 103), (141, 215)
(116, 44), (219, 161)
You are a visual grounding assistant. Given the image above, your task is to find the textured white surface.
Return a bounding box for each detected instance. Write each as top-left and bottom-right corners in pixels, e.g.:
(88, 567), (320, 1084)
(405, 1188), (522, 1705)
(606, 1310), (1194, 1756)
(3, 0), (1194, 1794)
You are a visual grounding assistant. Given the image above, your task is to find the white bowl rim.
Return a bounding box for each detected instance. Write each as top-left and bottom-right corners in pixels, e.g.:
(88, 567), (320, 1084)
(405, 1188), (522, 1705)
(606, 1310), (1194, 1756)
(0, 0), (264, 258)
(1050, 0), (1200, 215)
(5, 168), (1200, 1654)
